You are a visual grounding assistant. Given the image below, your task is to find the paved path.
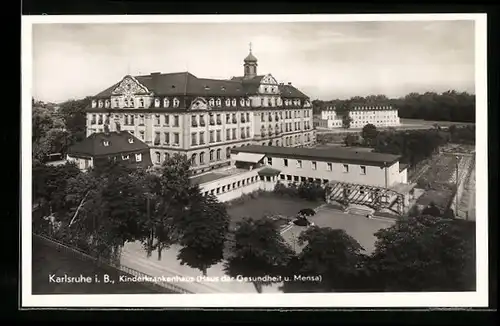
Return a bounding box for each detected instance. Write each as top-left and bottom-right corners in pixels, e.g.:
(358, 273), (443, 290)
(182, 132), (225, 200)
(121, 241), (282, 293)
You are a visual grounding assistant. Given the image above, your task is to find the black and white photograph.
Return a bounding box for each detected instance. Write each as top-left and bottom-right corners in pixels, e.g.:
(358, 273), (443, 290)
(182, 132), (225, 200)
(22, 14), (488, 308)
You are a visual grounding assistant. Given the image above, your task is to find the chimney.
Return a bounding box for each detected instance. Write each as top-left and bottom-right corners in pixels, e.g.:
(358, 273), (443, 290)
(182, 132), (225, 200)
(287, 82), (292, 85)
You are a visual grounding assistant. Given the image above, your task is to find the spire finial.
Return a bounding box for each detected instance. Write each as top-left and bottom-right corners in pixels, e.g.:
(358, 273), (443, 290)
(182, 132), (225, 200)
(249, 42), (252, 53)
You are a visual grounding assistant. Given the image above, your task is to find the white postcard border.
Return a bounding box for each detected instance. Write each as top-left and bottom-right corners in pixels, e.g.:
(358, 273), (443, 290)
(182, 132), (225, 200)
(21, 13), (488, 308)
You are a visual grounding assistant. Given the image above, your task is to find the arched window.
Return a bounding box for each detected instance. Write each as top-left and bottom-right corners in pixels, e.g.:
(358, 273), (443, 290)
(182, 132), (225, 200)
(199, 152), (205, 164)
(164, 98), (170, 107)
(216, 98), (221, 106)
(209, 98), (215, 106)
(216, 149), (221, 160)
(154, 98), (160, 107)
(209, 150), (215, 162)
(246, 99), (251, 107)
(139, 98), (145, 108)
(231, 98), (237, 106)
(191, 153), (197, 166)
(155, 152), (161, 164)
(173, 98), (180, 108)
(225, 98), (231, 106)
(164, 152), (170, 161)
(226, 147), (231, 159)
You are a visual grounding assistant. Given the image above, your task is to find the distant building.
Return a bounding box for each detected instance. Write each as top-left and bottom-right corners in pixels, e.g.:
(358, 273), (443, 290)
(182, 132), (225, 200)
(313, 116), (328, 128)
(85, 46), (316, 174)
(321, 105), (400, 129)
(66, 130), (152, 171)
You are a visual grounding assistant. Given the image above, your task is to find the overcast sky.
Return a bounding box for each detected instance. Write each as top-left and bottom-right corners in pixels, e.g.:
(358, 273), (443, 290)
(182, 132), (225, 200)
(32, 20), (475, 103)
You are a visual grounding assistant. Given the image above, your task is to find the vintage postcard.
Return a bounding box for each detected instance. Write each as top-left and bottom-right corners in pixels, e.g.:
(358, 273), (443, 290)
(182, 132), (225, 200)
(22, 14), (488, 308)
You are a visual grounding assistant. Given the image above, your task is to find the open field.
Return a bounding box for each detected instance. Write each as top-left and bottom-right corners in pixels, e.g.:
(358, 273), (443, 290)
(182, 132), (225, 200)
(280, 205), (395, 254)
(400, 118), (475, 127)
(225, 193), (321, 228)
(32, 236), (170, 294)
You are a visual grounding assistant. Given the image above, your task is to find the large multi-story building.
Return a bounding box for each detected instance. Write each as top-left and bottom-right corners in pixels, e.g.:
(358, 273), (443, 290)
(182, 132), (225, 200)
(85, 48), (316, 174)
(321, 105), (401, 129)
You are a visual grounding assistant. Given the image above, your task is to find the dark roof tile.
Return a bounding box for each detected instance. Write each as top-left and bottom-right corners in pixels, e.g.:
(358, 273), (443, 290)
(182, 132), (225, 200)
(68, 131), (149, 157)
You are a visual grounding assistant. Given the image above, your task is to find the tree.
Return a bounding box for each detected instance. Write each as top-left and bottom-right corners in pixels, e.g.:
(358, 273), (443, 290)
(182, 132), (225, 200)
(281, 227), (366, 293)
(58, 97), (91, 145)
(362, 124), (378, 146)
(369, 215), (476, 291)
(421, 202), (441, 217)
(224, 217), (295, 293)
(153, 154), (197, 260)
(342, 114), (353, 129)
(297, 181), (325, 201)
(177, 193), (230, 276)
(344, 134), (358, 147)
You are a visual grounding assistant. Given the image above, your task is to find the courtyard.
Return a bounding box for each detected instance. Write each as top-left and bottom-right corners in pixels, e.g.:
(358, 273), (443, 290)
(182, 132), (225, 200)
(280, 205), (395, 254)
(225, 193), (321, 228)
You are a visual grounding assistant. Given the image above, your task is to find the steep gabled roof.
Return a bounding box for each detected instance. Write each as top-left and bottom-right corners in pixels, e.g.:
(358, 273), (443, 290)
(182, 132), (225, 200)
(67, 131), (149, 157)
(279, 84), (308, 99)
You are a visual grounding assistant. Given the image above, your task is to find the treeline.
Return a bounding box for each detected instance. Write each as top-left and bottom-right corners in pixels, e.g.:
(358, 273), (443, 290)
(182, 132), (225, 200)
(338, 125), (475, 168)
(312, 90), (475, 123)
(32, 97), (89, 163)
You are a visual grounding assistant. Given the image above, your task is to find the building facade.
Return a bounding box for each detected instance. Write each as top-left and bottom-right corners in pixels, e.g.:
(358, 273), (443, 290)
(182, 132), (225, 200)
(85, 48), (316, 174)
(66, 131), (152, 171)
(190, 145), (409, 211)
(321, 105), (401, 129)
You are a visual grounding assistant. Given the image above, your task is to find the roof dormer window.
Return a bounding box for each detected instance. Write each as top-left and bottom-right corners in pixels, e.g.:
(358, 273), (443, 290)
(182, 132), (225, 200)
(164, 98), (170, 107)
(128, 138), (134, 144)
(173, 98), (180, 108)
(91, 100), (97, 108)
(139, 98), (145, 108)
(98, 100), (104, 108)
(209, 98), (215, 106)
(154, 98), (160, 108)
(103, 140), (110, 146)
(246, 99), (251, 107)
(225, 98), (231, 106)
(231, 98), (237, 106)
(240, 98), (245, 106)
(216, 98), (221, 106)
(105, 100), (110, 108)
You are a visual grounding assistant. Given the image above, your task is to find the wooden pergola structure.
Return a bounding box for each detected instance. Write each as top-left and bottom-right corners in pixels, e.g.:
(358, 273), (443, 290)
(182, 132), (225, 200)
(325, 181), (405, 215)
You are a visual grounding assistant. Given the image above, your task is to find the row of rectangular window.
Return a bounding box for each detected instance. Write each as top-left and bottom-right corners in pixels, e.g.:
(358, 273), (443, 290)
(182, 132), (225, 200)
(274, 158), (367, 174)
(203, 175), (261, 196)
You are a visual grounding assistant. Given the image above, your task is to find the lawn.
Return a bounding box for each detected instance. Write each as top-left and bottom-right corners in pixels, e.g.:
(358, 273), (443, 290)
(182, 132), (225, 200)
(32, 236), (174, 294)
(225, 193), (322, 228)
